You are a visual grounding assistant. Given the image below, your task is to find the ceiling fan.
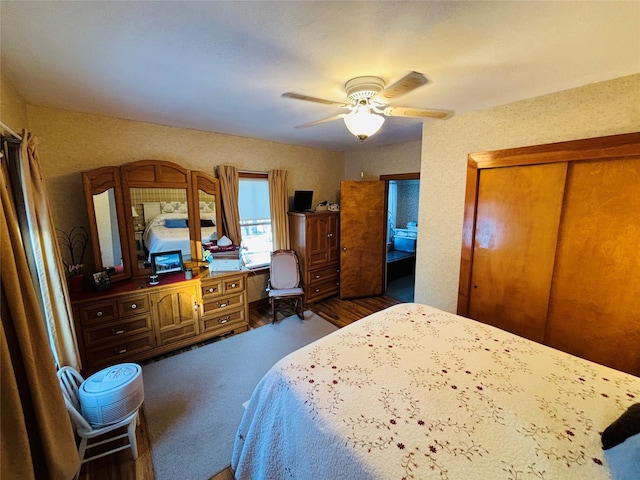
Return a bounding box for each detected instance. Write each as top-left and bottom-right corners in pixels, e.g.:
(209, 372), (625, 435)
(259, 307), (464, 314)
(282, 71), (452, 141)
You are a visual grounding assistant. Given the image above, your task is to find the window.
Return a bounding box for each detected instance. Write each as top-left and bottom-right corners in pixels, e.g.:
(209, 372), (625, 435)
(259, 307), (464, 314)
(238, 174), (273, 268)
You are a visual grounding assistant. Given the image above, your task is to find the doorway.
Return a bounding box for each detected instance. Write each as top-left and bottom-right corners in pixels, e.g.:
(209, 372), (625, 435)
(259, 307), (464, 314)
(381, 173), (419, 302)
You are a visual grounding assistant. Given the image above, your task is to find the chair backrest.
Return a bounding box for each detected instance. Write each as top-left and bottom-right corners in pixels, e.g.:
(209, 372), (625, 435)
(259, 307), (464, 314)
(57, 366), (94, 434)
(270, 250), (301, 290)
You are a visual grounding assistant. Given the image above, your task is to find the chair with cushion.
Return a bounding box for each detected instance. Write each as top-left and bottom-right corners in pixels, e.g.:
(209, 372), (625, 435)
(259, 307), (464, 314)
(267, 249), (305, 322)
(57, 366), (140, 480)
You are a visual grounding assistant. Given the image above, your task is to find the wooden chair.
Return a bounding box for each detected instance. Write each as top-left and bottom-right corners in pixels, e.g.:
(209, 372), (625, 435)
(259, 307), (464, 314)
(57, 366), (140, 480)
(267, 249), (305, 322)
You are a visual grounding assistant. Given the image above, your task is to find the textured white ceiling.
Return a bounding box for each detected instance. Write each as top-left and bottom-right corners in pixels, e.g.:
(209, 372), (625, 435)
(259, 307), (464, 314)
(1, 1), (639, 151)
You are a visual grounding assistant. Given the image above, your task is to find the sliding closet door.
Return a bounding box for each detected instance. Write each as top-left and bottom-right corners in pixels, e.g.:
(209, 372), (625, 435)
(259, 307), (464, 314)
(467, 162), (567, 342)
(545, 157), (640, 374)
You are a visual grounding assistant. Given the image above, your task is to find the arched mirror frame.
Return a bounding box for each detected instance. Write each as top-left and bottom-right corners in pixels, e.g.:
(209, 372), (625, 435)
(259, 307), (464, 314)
(84, 159), (224, 280)
(191, 170), (223, 267)
(82, 166), (132, 282)
(122, 160), (191, 278)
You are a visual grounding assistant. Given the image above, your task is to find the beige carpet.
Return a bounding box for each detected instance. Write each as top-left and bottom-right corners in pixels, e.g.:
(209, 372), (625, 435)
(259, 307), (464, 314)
(142, 312), (338, 480)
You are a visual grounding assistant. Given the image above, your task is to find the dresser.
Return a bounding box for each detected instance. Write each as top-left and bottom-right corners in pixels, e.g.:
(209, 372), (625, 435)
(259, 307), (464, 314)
(72, 269), (249, 374)
(288, 211), (340, 303)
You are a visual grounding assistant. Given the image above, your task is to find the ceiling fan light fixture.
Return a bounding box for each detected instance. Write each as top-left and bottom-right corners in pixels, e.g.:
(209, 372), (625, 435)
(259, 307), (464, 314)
(343, 102), (385, 141)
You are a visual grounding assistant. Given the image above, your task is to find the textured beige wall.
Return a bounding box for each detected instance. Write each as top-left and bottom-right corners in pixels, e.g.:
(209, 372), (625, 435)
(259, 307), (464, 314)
(0, 73), (29, 133)
(417, 74), (640, 312)
(25, 105), (344, 302)
(344, 140), (421, 180)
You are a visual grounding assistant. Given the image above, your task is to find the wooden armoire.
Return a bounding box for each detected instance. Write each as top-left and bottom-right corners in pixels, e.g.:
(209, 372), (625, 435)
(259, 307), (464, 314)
(288, 211), (340, 303)
(458, 132), (640, 376)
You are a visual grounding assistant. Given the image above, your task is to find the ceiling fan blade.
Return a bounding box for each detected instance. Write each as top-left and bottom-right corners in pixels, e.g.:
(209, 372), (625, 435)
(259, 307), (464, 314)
(376, 71), (428, 103)
(282, 92), (347, 107)
(295, 113), (347, 128)
(383, 106), (452, 120)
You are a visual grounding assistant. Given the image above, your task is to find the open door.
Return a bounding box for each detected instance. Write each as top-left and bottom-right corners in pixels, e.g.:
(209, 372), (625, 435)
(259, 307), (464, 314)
(340, 181), (386, 298)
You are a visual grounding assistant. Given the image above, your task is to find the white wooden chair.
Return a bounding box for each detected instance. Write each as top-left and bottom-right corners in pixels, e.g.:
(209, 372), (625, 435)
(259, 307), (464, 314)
(57, 366), (139, 480)
(267, 249), (305, 322)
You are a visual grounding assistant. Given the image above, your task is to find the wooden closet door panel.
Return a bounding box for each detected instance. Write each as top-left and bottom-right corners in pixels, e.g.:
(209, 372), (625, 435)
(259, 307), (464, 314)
(545, 157), (640, 375)
(468, 162), (567, 342)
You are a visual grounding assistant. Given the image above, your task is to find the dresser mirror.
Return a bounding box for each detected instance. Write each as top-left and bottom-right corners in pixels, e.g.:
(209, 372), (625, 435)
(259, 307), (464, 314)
(192, 170), (222, 263)
(83, 160), (222, 280)
(83, 166), (132, 282)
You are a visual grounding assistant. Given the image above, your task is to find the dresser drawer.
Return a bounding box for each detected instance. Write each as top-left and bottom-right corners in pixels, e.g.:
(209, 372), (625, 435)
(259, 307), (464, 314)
(201, 279), (223, 298)
(201, 308), (246, 334)
(307, 279), (340, 303)
(202, 293), (244, 316)
(85, 333), (155, 369)
(117, 295), (150, 317)
(77, 300), (118, 326)
(308, 264), (339, 287)
(222, 275), (244, 294)
(83, 315), (153, 348)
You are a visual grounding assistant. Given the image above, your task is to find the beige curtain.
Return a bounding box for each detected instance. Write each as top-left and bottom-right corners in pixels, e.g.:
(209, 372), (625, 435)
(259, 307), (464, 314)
(19, 132), (80, 369)
(268, 169), (290, 250)
(217, 165), (242, 245)
(1, 151), (80, 480)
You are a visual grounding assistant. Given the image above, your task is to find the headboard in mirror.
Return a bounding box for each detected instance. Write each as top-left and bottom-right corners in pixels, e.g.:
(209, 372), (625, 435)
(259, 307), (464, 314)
(82, 166), (132, 282)
(82, 160), (223, 280)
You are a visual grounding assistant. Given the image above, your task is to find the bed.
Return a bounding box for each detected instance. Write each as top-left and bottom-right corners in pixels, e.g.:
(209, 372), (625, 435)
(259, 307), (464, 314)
(231, 303), (639, 480)
(142, 201), (216, 259)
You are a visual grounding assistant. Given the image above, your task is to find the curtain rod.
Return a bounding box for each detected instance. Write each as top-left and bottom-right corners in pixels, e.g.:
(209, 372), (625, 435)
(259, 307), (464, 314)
(0, 121), (22, 141)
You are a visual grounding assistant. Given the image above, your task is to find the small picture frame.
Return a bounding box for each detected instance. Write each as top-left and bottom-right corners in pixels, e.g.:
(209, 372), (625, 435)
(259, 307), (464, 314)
(92, 270), (112, 291)
(150, 250), (184, 275)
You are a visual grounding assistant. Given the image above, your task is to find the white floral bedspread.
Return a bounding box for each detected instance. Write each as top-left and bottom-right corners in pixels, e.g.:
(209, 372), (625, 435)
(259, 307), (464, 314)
(231, 303), (639, 480)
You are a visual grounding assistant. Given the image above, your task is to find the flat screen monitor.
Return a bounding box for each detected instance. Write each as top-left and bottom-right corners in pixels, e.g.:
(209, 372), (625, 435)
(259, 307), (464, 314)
(293, 190), (313, 212)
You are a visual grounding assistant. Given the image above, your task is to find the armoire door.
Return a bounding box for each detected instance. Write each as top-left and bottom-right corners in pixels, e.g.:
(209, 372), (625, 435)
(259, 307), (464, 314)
(339, 181), (386, 299)
(545, 157), (640, 374)
(307, 214), (333, 267)
(467, 162), (567, 342)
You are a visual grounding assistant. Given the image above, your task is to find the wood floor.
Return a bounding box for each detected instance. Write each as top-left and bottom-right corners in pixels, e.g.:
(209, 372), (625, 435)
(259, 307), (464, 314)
(78, 294), (400, 480)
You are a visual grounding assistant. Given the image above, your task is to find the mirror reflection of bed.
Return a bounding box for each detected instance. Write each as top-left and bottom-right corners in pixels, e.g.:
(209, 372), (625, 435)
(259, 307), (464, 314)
(129, 186), (218, 271)
(385, 178), (418, 302)
(141, 201), (216, 264)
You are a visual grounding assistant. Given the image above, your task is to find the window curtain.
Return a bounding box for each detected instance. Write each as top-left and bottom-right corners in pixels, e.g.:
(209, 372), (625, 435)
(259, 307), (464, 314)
(18, 132), (81, 369)
(268, 169), (290, 250)
(1, 147), (80, 480)
(217, 165), (242, 245)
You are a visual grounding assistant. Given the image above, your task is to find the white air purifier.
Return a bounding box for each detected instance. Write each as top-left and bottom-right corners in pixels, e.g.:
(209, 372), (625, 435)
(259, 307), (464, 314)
(79, 363), (144, 427)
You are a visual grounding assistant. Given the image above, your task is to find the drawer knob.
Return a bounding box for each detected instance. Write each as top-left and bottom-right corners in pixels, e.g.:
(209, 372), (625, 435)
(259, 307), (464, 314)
(218, 316), (231, 324)
(314, 288), (320, 293)
(96, 311), (103, 317)
(207, 287), (216, 293)
(114, 346), (129, 354)
(230, 283), (237, 288)
(130, 303), (137, 309)
(314, 274), (320, 279)
(216, 300), (229, 308)
(111, 327), (127, 335)
(194, 302), (200, 311)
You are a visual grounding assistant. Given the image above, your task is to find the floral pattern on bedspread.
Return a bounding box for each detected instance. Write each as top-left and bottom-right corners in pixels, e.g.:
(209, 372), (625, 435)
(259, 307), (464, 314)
(232, 303), (639, 480)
